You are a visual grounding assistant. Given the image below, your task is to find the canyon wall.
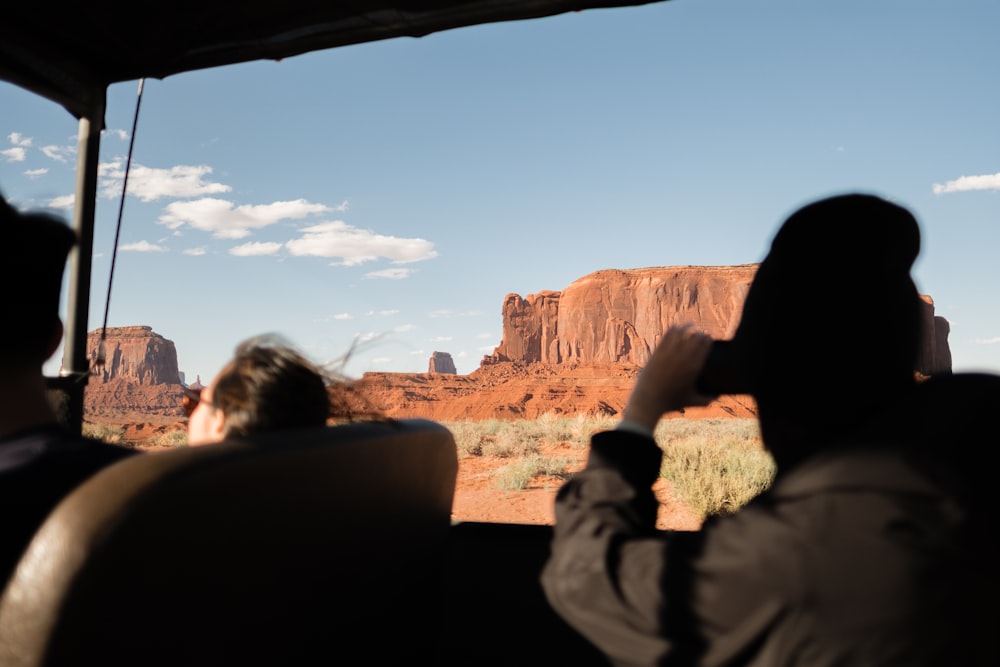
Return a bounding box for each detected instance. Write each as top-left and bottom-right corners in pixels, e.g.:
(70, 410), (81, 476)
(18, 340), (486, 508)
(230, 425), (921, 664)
(488, 265), (951, 376)
(81, 326), (186, 419)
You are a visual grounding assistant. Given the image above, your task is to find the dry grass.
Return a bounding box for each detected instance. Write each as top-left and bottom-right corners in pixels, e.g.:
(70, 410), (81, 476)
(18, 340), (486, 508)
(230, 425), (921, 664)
(445, 414), (775, 518)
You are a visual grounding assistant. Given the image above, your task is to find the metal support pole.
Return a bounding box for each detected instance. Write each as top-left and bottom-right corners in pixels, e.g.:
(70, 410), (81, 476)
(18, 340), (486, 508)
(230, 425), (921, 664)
(60, 97), (105, 434)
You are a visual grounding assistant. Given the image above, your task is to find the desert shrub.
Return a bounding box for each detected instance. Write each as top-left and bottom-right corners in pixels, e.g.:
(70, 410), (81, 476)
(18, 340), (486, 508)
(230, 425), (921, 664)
(481, 421), (539, 458)
(493, 455), (575, 490)
(148, 430), (189, 448)
(447, 413), (613, 460)
(447, 419), (541, 459)
(656, 418), (774, 519)
(445, 421), (486, 458)
(446, 415), (774, 519)
(82, 422), (127, 445)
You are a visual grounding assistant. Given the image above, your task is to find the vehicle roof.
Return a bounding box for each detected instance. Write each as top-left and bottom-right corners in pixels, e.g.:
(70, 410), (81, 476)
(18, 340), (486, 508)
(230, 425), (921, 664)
(0, 0), (666, 122)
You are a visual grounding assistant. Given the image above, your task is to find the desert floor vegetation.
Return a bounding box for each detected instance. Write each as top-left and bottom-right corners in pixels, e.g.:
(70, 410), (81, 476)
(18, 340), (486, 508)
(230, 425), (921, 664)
(82, 422), (128, 445)
(445, 414), (776, 520)
(84, 413), (775, 521)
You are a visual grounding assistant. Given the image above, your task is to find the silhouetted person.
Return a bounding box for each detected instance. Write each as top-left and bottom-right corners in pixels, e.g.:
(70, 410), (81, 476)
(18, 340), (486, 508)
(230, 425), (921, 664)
(541, 193), (996, 666)
(0, 192), (137, 589)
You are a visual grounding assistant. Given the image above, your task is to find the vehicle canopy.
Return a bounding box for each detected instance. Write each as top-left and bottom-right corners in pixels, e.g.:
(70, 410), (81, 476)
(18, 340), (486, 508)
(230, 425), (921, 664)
(0, 0), (669, 431)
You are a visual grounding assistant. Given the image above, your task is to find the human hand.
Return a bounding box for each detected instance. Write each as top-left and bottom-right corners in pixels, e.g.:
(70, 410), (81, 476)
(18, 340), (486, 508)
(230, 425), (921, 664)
(622, 324), (715, 431)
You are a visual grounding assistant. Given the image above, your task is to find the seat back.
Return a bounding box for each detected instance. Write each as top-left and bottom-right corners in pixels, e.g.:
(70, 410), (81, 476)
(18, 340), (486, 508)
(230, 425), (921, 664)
(0, 418), (457, 666)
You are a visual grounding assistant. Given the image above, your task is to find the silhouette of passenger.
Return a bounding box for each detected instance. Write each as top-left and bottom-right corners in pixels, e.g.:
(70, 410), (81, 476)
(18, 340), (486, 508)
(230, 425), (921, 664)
(541, 193), (996, 666)
(0, 192), (137, 588)
(184, 334), (380, 445)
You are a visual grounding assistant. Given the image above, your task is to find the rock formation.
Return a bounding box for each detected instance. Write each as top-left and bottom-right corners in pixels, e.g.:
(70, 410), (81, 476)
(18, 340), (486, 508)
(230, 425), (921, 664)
(80, 266), (954, 434)
(490, 266), (756, 366)
(489, 265), (952, 376)
(81, 326), (186, 420)
(428, 351), (457, 374)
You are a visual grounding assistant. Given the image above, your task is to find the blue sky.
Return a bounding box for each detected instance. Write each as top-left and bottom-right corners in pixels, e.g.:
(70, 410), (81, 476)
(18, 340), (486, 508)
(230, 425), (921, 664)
(2, 0), (998, 384)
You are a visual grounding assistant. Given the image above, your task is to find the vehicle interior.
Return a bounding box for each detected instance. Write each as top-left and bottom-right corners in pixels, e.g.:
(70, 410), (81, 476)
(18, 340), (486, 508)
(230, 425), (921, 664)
(1, 1), (993, 665)
(0, 1), (661, 664)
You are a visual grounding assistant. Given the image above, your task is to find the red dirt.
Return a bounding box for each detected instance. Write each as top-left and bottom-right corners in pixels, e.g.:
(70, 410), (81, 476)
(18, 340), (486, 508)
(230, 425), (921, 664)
(451, 438), (702, 530)
(96, 363), (746, 531)
(124, 420), (702, 530)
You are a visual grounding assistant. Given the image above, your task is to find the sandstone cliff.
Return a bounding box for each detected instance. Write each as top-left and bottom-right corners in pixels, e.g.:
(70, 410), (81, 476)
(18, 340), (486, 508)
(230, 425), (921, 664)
(428, 351), (457, 374)
(82, 326), (186, 420)
(80, 266), (953, 432)
(489, 265), (951, 376)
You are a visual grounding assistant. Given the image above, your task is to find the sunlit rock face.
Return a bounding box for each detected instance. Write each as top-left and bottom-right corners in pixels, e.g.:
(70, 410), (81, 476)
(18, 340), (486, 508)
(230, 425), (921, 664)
(489, 265), (950, 376)
(75, 269), (953, 428)
(492, 265), (755, 367)
(79, 326), (185, 419)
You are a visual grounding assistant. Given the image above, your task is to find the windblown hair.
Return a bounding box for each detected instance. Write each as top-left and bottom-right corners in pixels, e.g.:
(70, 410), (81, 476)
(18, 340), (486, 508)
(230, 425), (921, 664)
(212, 334), (384, 438)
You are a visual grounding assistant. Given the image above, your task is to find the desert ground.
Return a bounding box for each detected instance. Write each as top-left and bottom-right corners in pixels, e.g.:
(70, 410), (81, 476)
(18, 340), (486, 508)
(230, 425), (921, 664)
(122, 418), (703, 531)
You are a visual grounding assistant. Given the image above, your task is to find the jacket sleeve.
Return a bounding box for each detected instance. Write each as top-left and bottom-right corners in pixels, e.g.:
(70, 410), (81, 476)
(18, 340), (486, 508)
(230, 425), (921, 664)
(540, 429), (682, 666)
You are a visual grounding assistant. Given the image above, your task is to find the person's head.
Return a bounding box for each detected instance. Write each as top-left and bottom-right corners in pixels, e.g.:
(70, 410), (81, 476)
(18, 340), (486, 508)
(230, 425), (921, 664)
(729, 193), (923, 464)
(185, 335), (332, 445)
(0, 192), (77, 375)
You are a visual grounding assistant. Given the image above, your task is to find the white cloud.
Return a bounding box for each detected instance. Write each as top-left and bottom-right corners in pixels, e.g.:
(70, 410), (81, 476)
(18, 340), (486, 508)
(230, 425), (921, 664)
(100, 162), (232, 202)
(24, 168), (48, 178)
(429, 336), (453, 343)
(333, 313), (353, 320)
(371, 357), (392, 365)
(8, 132), (31, 147)
(409, 349), (426, 356)
(285, 220), (437, 266)
(379, 309), (399, 316)
(974, 337), (1000, 345)
(475, 332), (494, 339)
(183, 247), (207, 256)
(159, 197), (330, 239)
(120, 240), (167, 252)
(393, 324), (416, 332)
(229, 241), (283, 256)
(478, 345), (498, 353)
(429, 309), (481, 318)
(364, 268), (413, 280)
(48, 194), (75, 209)
(105, 129), (129, 141)
(41, 144), (75, 163)
(932, 172), (1000, 194)
(1, 147), (26, 162)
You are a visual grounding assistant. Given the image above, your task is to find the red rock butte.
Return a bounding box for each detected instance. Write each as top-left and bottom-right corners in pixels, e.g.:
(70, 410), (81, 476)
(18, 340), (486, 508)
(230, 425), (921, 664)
(78, 266), (951, 425)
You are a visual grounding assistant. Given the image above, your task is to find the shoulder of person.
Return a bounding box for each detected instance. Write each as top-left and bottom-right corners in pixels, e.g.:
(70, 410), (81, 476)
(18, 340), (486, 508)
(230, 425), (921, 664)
(0, 424), (139, 473)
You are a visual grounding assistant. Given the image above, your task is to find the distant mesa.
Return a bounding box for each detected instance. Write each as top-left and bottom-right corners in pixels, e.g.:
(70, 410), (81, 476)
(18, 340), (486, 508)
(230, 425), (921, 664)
(485, 265), (951, 377)
(428, 352), (457, 374)
(80, 326), (186, 421)
(78, 265), (953, 427)
(359, 264), (952, 421)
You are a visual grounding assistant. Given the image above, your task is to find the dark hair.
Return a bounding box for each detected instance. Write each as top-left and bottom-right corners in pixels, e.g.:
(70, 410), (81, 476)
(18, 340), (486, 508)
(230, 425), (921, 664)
(210, 335), (385, 438)
(0, 192), (77, 367)
(211, 336), (332, 437)
(730, 193), (923, 463)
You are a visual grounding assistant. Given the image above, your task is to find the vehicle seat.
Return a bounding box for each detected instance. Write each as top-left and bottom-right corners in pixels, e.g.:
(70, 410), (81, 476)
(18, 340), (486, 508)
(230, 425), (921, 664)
(0, 418), (457, 666)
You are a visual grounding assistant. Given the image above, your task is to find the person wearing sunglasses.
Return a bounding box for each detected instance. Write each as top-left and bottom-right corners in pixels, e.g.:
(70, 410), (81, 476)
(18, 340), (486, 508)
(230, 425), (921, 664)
(0, 192), (138, 589)
(183, 334), (380, 446)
